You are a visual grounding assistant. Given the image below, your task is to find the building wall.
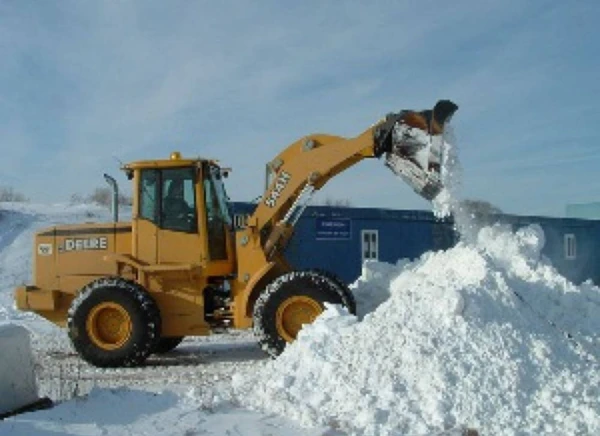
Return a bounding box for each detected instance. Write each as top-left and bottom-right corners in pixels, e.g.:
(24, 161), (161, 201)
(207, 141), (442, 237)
(231, 202), (599, 285)
(503, 214), (600, 285)
(284, 209), (452, 283)
(231, 202), (455, 283)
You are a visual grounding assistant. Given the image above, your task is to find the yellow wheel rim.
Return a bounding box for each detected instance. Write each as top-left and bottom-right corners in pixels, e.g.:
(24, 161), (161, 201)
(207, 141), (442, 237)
(275, 296), (323, 343)
(86, 302), (133, 351)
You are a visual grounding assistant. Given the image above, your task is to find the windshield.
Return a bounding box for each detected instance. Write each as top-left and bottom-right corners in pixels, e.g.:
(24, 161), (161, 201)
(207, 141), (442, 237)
(204, 163), (232, 228)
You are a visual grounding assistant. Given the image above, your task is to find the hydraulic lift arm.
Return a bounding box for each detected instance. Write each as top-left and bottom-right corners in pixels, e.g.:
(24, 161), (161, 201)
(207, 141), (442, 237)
(231, 100), (458, 327)
(252, 99), (458, 257)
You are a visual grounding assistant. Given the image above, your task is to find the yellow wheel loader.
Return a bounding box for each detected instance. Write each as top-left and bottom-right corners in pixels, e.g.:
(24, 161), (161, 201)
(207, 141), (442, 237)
(15, 100), (458, 367)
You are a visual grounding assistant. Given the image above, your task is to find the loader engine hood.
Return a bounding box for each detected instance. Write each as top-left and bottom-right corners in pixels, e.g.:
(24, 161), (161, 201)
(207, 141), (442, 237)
(374, 100), (458, 201)
(31, 222), (132, 295)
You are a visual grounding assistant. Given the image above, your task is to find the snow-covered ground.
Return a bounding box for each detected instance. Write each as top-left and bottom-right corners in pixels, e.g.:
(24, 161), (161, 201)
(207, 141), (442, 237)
(0, 190), (598, 435)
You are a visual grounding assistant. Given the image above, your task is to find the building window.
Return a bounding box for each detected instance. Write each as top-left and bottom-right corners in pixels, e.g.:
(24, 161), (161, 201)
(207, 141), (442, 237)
(361, 230), (379, 262)
(564, 234), (576, 260)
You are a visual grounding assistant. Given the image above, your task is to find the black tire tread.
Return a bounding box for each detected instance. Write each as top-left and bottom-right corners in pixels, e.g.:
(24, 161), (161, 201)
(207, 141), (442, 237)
(253, 269), (354, 358)
(311, 268), (357, 315)
(67, 277), (161, 368)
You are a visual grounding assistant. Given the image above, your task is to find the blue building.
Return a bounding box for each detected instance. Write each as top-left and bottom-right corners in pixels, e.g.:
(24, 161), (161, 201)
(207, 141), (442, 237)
(501, 213), (600, 285)
(232, 202), (600, 286)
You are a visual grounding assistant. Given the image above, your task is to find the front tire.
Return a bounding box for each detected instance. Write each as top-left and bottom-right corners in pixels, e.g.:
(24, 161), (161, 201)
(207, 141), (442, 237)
(253, 270), (353, 357)
(67, 277), (161, 368)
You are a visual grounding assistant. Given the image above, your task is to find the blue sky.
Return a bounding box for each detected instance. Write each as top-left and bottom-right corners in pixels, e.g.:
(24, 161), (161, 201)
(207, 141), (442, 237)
(1, 0), (599, 217)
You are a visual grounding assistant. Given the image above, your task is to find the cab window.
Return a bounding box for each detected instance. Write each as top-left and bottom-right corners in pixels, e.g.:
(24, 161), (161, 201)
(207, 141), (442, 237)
(138, 168), (197, 233)
(161, 168), (197, 233)
(139, 170), (158, 224)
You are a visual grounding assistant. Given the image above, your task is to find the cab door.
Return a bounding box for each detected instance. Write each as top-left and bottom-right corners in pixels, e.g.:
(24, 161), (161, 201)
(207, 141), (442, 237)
(135, 166), (210, 336)
(134, 165), (234, 275)
(135, 169), (159, 265)
(135, 167), (203, 266)
(200, 163), (235, 276)
(156, 167), (203, 265)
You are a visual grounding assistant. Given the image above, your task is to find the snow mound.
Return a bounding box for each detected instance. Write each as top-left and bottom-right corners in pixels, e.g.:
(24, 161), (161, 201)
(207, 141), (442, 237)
(350, 259), (409, 319)
(232, 223), (600, 435)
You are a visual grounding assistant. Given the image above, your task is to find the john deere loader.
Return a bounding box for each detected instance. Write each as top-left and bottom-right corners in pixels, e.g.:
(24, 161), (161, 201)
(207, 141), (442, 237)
(15, 100), (458, 367)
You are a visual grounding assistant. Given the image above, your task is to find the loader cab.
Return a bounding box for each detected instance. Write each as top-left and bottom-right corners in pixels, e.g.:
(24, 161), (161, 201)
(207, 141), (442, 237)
(126, 153), (235, 277)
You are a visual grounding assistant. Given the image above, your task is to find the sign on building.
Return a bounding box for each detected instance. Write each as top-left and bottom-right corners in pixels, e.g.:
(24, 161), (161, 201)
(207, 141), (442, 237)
(315, 217), (352, 240)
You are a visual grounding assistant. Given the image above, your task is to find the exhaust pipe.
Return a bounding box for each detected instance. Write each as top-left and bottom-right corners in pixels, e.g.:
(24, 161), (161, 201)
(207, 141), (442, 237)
(103, 173), (119, 222)
(374, 100), (458, 201)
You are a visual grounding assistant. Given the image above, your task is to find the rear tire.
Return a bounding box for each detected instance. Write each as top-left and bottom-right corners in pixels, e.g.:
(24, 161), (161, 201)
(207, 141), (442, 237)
(253, 270), (353, 358)
(153, 336), (184, 354)
(68, 277), (161, 368)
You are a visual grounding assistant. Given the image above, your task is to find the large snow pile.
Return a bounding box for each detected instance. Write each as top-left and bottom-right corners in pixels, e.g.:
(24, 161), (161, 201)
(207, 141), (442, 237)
(232, 136), (600, 435)
(233, 223), (600, 435)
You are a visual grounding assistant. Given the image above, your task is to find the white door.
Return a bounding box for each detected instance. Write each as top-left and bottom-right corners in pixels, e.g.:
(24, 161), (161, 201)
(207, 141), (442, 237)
(564, 233), (576, 260)
(361, 230), (379, 262)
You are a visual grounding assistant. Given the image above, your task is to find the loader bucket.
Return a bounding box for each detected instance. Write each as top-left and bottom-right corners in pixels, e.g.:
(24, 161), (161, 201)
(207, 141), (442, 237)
(374, 100), (458, 201)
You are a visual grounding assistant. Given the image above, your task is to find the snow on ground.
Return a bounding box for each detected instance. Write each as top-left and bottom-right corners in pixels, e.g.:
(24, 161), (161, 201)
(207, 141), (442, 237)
(0, 387), (324, 436)
(1, 152), (599, 436)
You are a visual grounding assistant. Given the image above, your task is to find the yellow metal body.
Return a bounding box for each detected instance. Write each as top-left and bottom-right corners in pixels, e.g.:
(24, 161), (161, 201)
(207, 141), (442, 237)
(15, 100), (457, 341)
(15, 157), (234, 337)
(15, 222), (132, 327)
(15, 126), (384, 336)
(230, 129), (380, 327)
